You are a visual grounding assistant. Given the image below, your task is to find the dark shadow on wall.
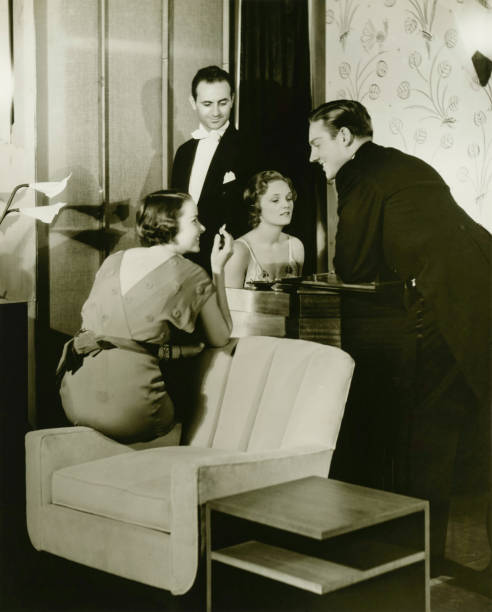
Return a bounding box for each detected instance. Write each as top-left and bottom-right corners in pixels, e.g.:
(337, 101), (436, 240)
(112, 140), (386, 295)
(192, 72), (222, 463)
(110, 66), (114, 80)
(61, 201), (130, 224)
(54, 227), (126, 252)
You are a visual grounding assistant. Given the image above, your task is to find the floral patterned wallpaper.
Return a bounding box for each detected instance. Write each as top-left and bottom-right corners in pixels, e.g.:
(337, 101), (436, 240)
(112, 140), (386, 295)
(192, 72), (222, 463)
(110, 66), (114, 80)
(325, 0), (492, 231)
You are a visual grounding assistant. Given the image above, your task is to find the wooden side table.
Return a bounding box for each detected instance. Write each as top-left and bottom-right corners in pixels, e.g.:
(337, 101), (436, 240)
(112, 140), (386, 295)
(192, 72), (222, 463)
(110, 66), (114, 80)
(206, 476), (429, 612)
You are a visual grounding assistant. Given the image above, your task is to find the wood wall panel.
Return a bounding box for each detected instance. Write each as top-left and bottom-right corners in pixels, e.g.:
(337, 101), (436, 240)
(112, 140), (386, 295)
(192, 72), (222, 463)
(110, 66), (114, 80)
(170, 0), (224, 157)
(35, 0), (102, 337)
(107, 0), (165, 252)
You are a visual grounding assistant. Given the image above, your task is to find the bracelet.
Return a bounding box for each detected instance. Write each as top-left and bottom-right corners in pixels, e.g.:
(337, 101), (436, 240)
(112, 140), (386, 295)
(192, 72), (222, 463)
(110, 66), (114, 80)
(157, 343), (185, 360)
(158, 343), (172, 361)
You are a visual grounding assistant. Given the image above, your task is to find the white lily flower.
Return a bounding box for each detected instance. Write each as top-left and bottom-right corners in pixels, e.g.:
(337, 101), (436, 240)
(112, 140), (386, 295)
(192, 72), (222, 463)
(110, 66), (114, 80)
(15, 202), (67, 223)
(29, 173), (71, 199)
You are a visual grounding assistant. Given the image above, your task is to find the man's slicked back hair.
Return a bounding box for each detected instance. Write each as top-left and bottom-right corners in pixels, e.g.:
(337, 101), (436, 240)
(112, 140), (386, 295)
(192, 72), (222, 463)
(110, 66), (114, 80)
(191, 65), (234, 100)
(309, 100), (373, 138)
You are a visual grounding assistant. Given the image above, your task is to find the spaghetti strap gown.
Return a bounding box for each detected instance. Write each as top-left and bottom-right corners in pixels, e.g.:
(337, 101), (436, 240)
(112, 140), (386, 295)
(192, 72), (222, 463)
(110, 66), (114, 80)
(60, 251), (214, 442)
(236, 235), (302, 285)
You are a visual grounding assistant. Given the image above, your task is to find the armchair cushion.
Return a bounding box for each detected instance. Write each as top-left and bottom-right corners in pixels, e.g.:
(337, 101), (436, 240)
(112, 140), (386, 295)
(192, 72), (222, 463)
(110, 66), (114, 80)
(52, 446), (232, 532)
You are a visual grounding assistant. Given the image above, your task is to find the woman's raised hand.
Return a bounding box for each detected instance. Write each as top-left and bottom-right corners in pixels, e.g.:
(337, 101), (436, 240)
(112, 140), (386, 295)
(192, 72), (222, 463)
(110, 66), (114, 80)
(210, 224), (234, 274)
(202, 224), (234, 345)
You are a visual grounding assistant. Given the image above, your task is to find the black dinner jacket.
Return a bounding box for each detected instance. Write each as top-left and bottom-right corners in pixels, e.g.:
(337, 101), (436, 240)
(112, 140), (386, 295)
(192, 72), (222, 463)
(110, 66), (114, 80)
(334, 141), (491, 405)
(171, 124), (249, 269)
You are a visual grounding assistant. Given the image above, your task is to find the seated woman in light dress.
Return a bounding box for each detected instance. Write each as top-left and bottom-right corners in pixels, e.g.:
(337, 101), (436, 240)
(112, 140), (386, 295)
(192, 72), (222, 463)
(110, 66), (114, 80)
(58, 190), (233, 443)
(225, 170), (304, 288)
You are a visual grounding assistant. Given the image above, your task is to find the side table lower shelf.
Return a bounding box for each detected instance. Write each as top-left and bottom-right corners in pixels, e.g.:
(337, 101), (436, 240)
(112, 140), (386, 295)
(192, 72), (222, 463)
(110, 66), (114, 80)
(211, 539), (426, 596)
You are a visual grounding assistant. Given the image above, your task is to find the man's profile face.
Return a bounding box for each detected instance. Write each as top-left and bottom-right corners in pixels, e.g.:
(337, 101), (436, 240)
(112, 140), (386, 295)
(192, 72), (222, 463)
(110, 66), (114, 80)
(190, 80), (234, 131)
(308, 119), (347, 181)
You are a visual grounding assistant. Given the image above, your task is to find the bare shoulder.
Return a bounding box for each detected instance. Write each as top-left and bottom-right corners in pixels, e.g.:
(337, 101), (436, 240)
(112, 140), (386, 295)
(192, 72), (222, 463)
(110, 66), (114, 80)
(287, 234), (304, 250)
(288, 235), (305, 261)
(232, 236), (252, 259)
(225, 236), (251, 288)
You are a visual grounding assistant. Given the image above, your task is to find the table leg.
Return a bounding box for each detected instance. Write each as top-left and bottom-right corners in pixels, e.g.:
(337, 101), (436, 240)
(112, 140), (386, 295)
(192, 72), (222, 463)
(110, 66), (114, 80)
(205, 505), (212, 612)
(424, 504), (430, 612)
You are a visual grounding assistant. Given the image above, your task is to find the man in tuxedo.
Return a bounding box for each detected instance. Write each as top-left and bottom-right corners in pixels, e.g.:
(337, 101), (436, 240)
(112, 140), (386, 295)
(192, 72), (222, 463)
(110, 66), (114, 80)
(308, 99), (491, 575)
(171, 65), (249, 271)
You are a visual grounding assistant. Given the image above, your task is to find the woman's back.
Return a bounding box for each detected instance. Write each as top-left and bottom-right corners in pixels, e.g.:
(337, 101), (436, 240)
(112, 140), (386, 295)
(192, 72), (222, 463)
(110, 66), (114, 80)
(58, 189), (234, 443)
(81, 251), (213, 341)
(119, 245), (176, 295)
(62, 251), (214, 441)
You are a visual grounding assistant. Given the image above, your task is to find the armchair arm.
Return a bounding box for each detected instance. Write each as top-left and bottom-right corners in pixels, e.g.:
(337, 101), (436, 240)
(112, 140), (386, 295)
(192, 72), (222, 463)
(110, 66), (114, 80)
(26, 426), (131, 549)
(26, 427), (132, 503)
(196, 445), (332, 503)
(168, 445), (331, 595)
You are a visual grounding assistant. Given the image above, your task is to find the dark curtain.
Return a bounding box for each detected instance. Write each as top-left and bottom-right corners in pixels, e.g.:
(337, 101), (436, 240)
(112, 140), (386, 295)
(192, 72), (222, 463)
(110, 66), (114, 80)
(239, 0), (318, 273)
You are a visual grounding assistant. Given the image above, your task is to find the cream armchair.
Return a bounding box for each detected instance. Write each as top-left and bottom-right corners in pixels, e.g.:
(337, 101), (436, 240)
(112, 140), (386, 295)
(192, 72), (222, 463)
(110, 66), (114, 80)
(26, 336), (354, 596)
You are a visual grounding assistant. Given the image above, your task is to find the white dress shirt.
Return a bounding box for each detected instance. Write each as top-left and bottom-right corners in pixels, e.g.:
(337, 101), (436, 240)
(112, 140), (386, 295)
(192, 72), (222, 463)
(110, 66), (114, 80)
(188, 121), (229, 204)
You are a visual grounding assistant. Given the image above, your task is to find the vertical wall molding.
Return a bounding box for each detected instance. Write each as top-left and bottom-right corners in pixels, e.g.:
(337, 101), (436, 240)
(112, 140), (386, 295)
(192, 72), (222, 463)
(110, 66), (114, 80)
(309, 0), (332, 272)
(308, 0), (325, 108)
(98, 0), (109, 259)
(233, 0), (241, 129)
(166, 0), (174, 180)
(162, 0), (169, 187)
(222, 0), (230, 73)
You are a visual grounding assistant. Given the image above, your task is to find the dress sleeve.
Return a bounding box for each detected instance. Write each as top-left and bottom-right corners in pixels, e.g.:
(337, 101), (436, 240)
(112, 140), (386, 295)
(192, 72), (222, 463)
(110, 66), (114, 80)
(334, 178), (384, 283)
(165, 260), (215, 333)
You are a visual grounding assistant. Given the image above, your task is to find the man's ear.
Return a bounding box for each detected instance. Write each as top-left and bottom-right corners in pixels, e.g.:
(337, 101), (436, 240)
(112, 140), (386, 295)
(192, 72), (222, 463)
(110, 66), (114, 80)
(189, 95), (197, 111)
(339, 126), (354, 146)
(231, 92), (235, 106)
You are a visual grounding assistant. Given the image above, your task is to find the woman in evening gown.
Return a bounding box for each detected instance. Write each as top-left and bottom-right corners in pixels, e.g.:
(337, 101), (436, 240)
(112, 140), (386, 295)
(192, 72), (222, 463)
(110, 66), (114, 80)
(58, 189), (233, 443)
(225, 170), (304, 288)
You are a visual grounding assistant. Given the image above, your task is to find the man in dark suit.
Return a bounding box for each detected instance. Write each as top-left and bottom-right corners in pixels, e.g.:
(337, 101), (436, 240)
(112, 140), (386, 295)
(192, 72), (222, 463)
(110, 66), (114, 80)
(308, 99), (491, 574)
(171, 66), (249, 271)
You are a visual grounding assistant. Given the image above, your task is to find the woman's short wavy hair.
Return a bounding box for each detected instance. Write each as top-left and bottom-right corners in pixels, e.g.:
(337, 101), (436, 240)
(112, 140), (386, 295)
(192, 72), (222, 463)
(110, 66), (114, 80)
(136, 190), (190, 246)
(244, 170), (297, 229)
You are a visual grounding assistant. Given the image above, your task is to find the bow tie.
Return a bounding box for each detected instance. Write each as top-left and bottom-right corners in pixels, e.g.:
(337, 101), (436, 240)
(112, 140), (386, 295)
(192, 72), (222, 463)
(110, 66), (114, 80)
(192, 120), (229, 140)
(191, 127), (222, 141)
